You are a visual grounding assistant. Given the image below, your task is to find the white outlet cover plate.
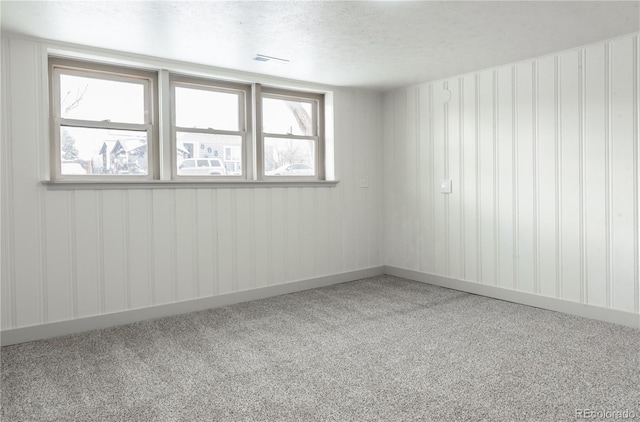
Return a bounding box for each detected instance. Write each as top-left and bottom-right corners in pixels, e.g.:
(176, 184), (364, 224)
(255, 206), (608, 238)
(440, 179), (452, 194)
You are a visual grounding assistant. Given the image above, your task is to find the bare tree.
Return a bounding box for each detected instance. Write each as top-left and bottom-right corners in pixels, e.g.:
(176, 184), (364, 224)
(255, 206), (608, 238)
(60, 82), (89, 161)
(265, 101), (313, 170)
(266, 139), (308, 170)
(61, 128), (79, 160)
(285, 101), (312, 135)
(61, 83), (89, 115)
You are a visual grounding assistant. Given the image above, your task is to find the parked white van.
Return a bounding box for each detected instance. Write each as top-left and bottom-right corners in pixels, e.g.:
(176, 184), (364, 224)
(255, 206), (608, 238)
(178, 158), (227, 176)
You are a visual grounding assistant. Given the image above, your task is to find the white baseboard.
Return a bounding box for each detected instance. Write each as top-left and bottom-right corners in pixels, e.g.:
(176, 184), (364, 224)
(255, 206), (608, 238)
(1, 266), (385, 346)
(4, 265), (635, 346)
(385, 265), (640, 329)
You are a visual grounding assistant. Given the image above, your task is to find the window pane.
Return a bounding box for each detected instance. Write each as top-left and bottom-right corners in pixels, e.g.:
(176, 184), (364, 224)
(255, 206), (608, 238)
(175, 87), (239, 131)
(264, 137), (315, 176)
(176, 132), (242, 176)
(60, 74), (145, 124)
(262, 97), (313, 136)
(60, 127), (148, 175)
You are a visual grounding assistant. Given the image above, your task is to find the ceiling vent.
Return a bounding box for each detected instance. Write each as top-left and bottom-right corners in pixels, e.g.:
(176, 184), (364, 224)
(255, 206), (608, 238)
(253, 54), (289, 64)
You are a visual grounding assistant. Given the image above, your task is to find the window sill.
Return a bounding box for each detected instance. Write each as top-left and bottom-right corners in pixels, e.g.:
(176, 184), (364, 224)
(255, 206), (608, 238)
(42, 180), (340, 190)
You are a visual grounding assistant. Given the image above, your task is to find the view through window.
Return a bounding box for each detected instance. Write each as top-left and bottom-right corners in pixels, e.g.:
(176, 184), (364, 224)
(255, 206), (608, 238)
(262, 91), (322, 178)
(172, 80), (248, 178)
(49, 57), (326, 182)
(50, 59), (156, 179)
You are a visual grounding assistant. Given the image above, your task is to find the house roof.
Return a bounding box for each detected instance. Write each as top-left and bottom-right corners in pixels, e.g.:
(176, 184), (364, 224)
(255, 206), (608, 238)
(111, 139), (146, 154)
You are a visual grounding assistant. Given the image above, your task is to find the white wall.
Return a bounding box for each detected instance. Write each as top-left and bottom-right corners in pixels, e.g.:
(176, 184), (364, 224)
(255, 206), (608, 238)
(0, 35), (384, 332)
(3, 32), (638, 340)
(384, 33), (639, 316)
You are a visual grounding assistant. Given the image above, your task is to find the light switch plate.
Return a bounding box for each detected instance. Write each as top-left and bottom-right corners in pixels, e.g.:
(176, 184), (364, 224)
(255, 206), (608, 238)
(440, 179), (452, 194)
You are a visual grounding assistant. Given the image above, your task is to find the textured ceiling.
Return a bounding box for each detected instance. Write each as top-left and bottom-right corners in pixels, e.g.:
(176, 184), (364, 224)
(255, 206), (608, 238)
(1, 1), (639, 91)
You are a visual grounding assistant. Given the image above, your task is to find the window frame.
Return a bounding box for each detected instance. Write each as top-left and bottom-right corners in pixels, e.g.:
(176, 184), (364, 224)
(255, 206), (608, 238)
(47, 54), (332, 187)
(258, 87), (325, 180)
(170, 75), (251, 180)
(49, 57), (159, 181)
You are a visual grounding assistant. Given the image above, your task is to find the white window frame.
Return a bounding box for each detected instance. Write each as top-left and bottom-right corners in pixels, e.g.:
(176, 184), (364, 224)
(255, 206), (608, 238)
(170, 75), (251, 180)
(49, 57), (158, 181)
(46, 52), (334, 187)
(258, 87), (325, 180)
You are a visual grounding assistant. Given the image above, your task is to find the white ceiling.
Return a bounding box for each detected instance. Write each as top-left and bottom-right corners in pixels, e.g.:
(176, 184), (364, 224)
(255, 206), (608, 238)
(1, 1), (639, 91)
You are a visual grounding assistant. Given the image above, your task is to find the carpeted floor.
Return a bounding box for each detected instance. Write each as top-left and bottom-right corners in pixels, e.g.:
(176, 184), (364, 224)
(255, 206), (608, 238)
(1, 275), (639, 421)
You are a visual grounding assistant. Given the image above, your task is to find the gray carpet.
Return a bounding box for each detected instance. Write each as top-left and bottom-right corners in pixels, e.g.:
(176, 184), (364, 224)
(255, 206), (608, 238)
(2, 275), (639, 421)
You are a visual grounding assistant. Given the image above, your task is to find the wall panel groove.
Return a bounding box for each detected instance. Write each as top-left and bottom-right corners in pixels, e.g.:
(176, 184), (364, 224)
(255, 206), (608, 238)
(605, 42), (612, 309)
(447, 80), (462, 279)
(493, 70), (499, 287)
(211, 189), (220, 296)
(635, 35), (639, 315)
(193, 190), (200, 296)
(496, 67), (514, 289)
(475, 74), (482, 283)
(416, 87), (422, 274)
(2, 38), (17, 329)
(282, 188), (290, 279)
(512, 65), (519, 290)
(537, 55), (558, 297)
(267, 188), (274, 285)
(612, 37), (638, 312)
(38, 189), (48, 323)
(313, 188), (320, 273)
(459, 78), (466, 280)
(533, 61), (540, 294)
(443, 82), (450, 276)
(170, 190), (178, 302)
(32, 43), (46, 324)
(68, 192), (78, 318)
(122, 190), (130, 309)
(429, 85), (435, 274)
(579, 49), (586, 304)
(97, 192), (105, 313)
(252, 188), (260, 287)
(128, 190), (150, 309)
(147, 190), (156, 305)
(297, 188), (305, 278)
(462, 75), (477, 282)
(555, 55), (562, 300)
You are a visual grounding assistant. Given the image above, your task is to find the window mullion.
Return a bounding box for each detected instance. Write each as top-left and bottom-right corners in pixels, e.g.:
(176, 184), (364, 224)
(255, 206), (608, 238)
(253, 83), (263, 180)
(159, 69), (172, 180)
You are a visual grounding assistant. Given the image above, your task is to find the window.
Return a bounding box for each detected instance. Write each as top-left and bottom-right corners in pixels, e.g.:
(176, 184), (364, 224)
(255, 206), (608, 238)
(49, 58), (158, 180)
(48, 56), (328, 184)
(260, 88), (324, 179)
(171, 76), (250, 178)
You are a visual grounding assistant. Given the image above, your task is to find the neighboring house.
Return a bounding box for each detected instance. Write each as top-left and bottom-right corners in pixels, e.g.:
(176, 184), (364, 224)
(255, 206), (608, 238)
(176, 143), (190, 161)
(98, 139), (147, 174)
(98, 140), (117, 172)
(177, 133), (242, 175)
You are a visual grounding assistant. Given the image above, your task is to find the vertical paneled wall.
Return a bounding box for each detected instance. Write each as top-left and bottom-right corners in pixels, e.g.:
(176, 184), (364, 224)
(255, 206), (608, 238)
(0, 36), (383, 331)
(384, 33), (639, 314)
